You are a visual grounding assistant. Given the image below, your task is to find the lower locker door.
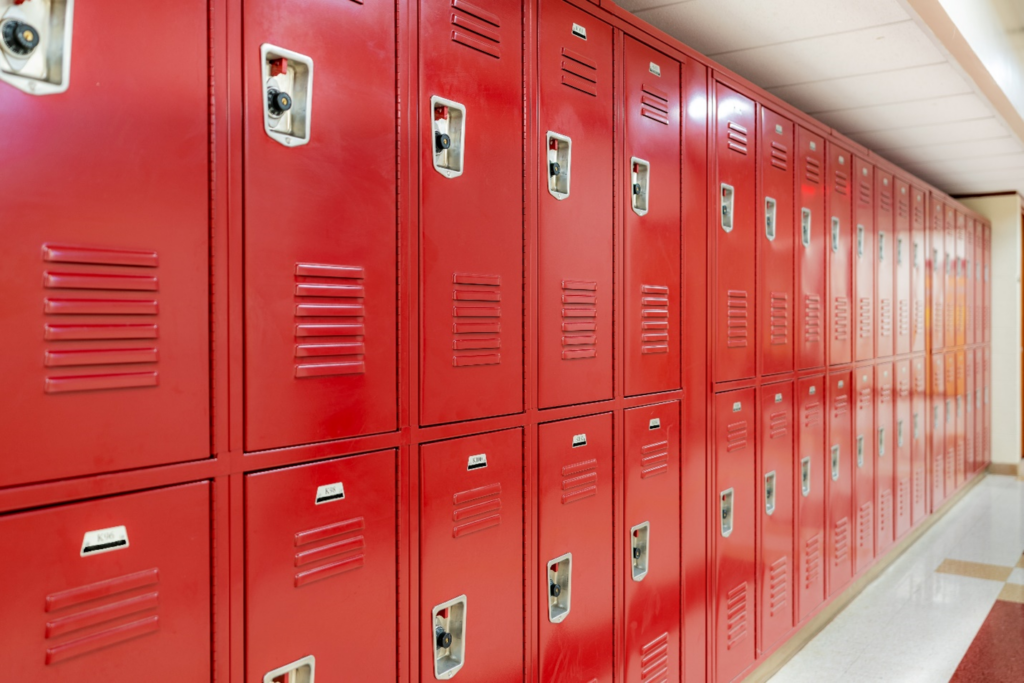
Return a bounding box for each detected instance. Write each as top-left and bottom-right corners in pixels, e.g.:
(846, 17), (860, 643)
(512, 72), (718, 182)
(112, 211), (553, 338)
(911, 357), (928, 526)
(875, 364), (895, 556)
(894, 360), (912, 540)
(827, 372), (853, 595)
(853, 368), (875, 574)
(796, 376), (826, 621)
(760, 383), (795, 653)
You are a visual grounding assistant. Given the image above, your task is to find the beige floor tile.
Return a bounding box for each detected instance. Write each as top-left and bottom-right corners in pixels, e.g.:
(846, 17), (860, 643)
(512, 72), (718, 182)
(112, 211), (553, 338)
(997, 583), (1024, 604)
(934, 558), (1013, 582)
(1017, 554), (1024, 569)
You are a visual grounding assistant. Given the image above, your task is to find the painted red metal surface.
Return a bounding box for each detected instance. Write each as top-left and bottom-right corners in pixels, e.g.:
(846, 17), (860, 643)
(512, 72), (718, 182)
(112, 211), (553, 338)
(944, 206), (957, 349)
(911, 356), (929, 526)
(874, 170), (895, 359)
(955, 349), (967, 487)
(826, 370), (854, 595)
(894, 360), (912, 540)
(895, 180), (912, 356)
(944, 352), (957, 498)
(955, 213), (967, 347)
(911, 188), (928, 354)
(795, 128), (828, 372)
(976, 348), (985, 472)
(930, 353), (946, 511)
(852, 366), (875, 574)
(875, 363), (895, 555)
(965, 351), (975, 476)
(795, 376), (826, 621)
(930, 197), (946, 353)
(826, 144), (853, 366)
(853, 158), (875, 362)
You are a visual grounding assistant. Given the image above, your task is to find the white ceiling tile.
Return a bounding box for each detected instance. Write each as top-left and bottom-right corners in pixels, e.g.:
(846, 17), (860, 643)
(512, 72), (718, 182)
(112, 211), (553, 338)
(815, 94), (992, 133)
(875, 136), (1023, 163)
(851, 117), (1010, 150)
(919, 153), (1024, 174)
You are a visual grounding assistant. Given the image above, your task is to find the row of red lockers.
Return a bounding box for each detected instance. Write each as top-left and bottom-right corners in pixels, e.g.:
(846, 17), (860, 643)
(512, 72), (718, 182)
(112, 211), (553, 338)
(0, 0), (992, 680)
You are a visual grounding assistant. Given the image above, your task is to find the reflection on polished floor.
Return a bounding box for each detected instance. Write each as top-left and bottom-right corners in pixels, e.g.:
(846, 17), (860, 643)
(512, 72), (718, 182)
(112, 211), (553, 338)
(770, 474), (1024, 683)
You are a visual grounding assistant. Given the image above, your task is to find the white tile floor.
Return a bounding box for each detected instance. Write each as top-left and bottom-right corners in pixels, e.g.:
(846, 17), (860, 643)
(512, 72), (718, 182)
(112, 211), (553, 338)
(769, 475), (1024, 683)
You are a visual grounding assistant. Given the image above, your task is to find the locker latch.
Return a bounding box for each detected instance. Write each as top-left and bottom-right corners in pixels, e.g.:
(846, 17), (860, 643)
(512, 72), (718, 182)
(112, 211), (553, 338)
(878, 231), (886, 262)
(897, 236), (904, 266)
(957, 396), (962, 419)
(878, 427), (885, 457)
(765, 197), (777, 241)
(914, 241), (921, 270)
(720, 489), (734, 538)
(547, 553), (572, 623)
(830, 444), (840, 481)
(800, 457), (811, 497)
(857, 224), (865, 258)
(897, 419), (904, 448)
(631, 521), (650, 581)
(831, 217), (840, 253)
(0, 0), (72, 94)
(933, 404), (940, 430)
(432, 96), (466, 178)
(261, 44), (313, 147)
(946, 399), (951, 424)
(546, 132), (571, 200)
(914, 412), (921, 440)
(856, 435), (864, 468)
(721, 184), (734, 233)
(764, 471), (776, 516)
(432, 596), (467, 680)
(264, 655), (315, 683)
(801, 208), (812, 247)
(631, 158), (650, 217)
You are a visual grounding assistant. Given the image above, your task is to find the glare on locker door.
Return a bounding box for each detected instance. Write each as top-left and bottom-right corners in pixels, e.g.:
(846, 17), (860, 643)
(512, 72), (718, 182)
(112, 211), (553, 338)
(420, 429), (524, 681)
(759, 108), (795, 377)
(796, 376), (826, 620)
(955, 213), (967, 347)
(944, 206), (956, 349)
(624, 402), (681, 682)
(894, 360), (912, 540)
(827, 144), (853, 366)
(930, 197), (945, 352)
(853, 158), (874, 362)
(875, 363), (895, 556)
(713, 389), (755, 682)
(827, 371), (853, 594)
(537, 414), (613, 682)
(911, 356), (928, 525)
(930, 353), (946, 511)
(875, 170), (894, 358)
(537, 2), (613, 409)
(420, 0), (524, 426)
(624, 37), (681, 396)
(0, 0), (210, 486)
(244, 0), (398, 451)
(796, 129), (827, 371)
(245, 451), (397, 682)
(955, 350), (966, 487)
(714, 84), (757, 383)
(943, 352), (956, 499)
(852, 367), (875, 574)
(911, 188), (927, 354)
(895, 179), (912, 356)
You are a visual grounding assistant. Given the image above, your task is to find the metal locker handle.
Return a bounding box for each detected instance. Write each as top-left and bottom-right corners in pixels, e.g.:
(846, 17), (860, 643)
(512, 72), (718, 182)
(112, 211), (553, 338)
(957, 396), (962, 418)
(264, 656), (315, 683)
(831, 445), (840, 481)
(721, 184), (735, 233)
(878, 231), (886, 262)
(878, 427), (885, 457)
(632, 158), (651, 217)
(720, 489), (734, 537)
(914, 241), (921, 270)
(546, 132), (571, 200)
(765, 197), (777, 241)
(547, 553), (572, 623)
(764, 471), (776, 515)
(631, 521), (650, 581)
(898, 237), (904, 266)
(933, 404), (940, 430)
(856, 224), (864, 258)
(946, 399), (951, 424)
(801, 457), (811, 497)
(432, 595), (468, 680)
(831, 217), (840, 253)
(431, 96), (466, 179)
(801, 208), (812, 247)
(0, 0), (73, 95)
(857, 435), (864, 468)
(898, 419), (904, 448)
(261, 44), (314, 147)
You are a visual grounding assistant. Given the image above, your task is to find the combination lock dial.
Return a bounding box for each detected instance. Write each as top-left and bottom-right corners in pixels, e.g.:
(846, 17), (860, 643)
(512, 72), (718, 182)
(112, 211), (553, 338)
(266, 89), (293, 118)
(2, 20), (40, 56)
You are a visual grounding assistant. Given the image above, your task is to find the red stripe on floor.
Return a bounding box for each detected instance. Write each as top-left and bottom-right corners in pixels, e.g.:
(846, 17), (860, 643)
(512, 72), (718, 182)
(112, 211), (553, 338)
(950, 600), (1024, 682)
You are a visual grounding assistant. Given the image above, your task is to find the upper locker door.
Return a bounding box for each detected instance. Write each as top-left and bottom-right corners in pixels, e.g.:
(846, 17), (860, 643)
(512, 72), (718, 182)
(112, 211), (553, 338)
(759, 108), (795, 377)
(875, 171), (894, 358)
(853, 158), (875, 362)
(955, 213), (967, 347)
(624, 38), (682, 396)
(966, 219), (975, 345)
(795, 376), (826, 620)
(930, 197), (945, 352)
(911, 188), (927, 354)
(827, 144), (853, 366)
(714, 84), (757, 383)
(0, 0), (209, 486)
(975, 223), (984, 345)
(911, 357), (928, 525)
(852, 367), (875, 574)
(985, 225), (991, 343)
(894, 360), (912, 540)
(796, 129), (827, 371)
(944, 206), (956, 349)
(895, 180), (912, 356)
(827, 371), (853, 595)
(420, 0), (524, 425)
(244, 0), (398, 451)
(875, 363), (895, 556)
(537, 3), (613, 409)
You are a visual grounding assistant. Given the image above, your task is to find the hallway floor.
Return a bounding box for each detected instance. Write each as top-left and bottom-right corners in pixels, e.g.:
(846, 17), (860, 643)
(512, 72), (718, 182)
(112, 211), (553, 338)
(770, 474), (1024, 683)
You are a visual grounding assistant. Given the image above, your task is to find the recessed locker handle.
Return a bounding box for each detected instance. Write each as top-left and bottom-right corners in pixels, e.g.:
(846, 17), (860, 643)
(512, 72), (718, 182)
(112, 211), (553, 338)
(630, 522), (650, 581)
(431, 96), (466, 179)
(547, 553), (572, 623)
(878, 427), (885, 457)
(632, 157), (650, 217)
(720, 489), (734, 537)
(0, 0), (73, 95)
(801, 457), (811, 497)
(765, 197), (777, 241)
(856, 435), (864, 468)
(546, 132), (571, 200)
(264, 656), (315, 683)
(914, 412), (921, 440)
(857, 224), (865, 258)
(801, 208), (812, 247)
(721, 184), (734, 233)
(831, 217), (840, 253)
(897, 419), (904, 448)
(831, 444), (840, 481)
(432, 595), (467, 680)
(914, 241), (921, 270)
(878, 231), (886, 262)
(261, 44), (314, 148)
(764, 471), (776, 515)
(897, 236), (904, 266)
(946, 399), (951, 424)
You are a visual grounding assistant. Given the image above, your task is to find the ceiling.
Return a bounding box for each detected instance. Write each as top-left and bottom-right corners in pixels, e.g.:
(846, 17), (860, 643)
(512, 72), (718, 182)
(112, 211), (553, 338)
(616, 0), (1024, 197)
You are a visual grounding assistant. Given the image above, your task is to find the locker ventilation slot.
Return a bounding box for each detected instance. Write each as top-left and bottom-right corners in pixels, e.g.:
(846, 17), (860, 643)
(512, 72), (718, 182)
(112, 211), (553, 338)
(640, 440), (670, 479)
(880, 187), (892, 213)
(725, 582), (748, 649)
(803, 401), (822, 428)
(726, 121), (748, 155)
(452, 273), (502, 367)
(293, 516), (366, 587)
(914, 300), (925, 342)
(832, 392), (849, 417)
(293, 262), (366, 378)
(640, 84), (670, 125)
(770, 141), (788, 171)
(561, 280), (597, 360)
(804, 295), (822, 344)
(561, 458), (598, 505)
(833, 517), (850, 565)
(450, 0), (502, 59)
(641, 284), (669, 354)
(43, 568), (161, 666)
(805, 156), (821, 184)
(878, 489), (892, 538)
(857, 387), (872, 410)
(833, 296), (850, 342)
(640, 631), (670, 682)
(834, 170), (849, 196)
(452, 482), (502, 537)
(859, 179), (871, 206)
(725, 421), (748, 453)
(914, 204), (924, 223)
(769, 410), (788, 439)
(561, 47), (597, 97)
(41, 244), (160, 394)
(857, 503), (873, 552)
(769, 557), (789, 617)
(770, 292), (788, 346)
(898, 478), (907, 522)
(858, 298), (872, 339)
(898, 196), (909, 219)
(804, 535), (821, 588)
(879, 298), (893, 338)
(879, 385), (892, 405)
(726, 290), (749, 348)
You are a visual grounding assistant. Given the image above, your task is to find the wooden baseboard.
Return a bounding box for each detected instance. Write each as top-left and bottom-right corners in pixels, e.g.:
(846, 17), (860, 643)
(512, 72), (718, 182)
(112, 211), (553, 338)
(988, 463), (1020, 477)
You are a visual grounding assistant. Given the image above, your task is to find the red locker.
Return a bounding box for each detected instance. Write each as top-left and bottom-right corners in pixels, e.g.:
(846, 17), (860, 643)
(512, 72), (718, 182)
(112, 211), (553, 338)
(944, 207), (956, 349)
(714, 84), (757, 383)
(537, 2), (613, 409)
(853, 158), (875, 362)
(911, 188), (927, 354)
(537, 414), (613, 681)
(420, 430), (523, 681)
(795, 376), (826, 621)
(965, 351), (975, 476)
(929, 197), (944, 352)
(943, 352), (956, 498)
(955, 350), (966, 487)
(875, 363), (895, 555)
(759, 382), (795, 653)
(984, 346), (991, 462)
(244, 0), (398, 451)
(874, 170), (894, 358)
(955, 213), (967, 347)
(895, 180), (912, 356)
(985, 225), (991, 344)
(245, 451), (396, 682)
(894, 360), (912, 540)
(796, 128), (827, 371)
(420, 0), (524, 425)
(713, 390), (755, 682)
(976, 224), (985, 346)
(624, 37), (682, 396)
(966, 220), (975, 345)
(758, 108), (795, 377)
(0, 483), (210, 680)
(624, 402), (681, 682)
(827, 371), (853, 594)
(852, 367), (875, 574)
(911, 356), (928, 526)
(0, 0), (210, 486)
(975, 348), (985, 473)
(929, 354), (946, 511)
(827, 144), (853, 366)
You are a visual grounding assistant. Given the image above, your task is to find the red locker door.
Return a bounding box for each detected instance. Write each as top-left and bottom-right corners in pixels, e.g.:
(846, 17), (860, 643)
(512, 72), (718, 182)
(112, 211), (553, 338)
(795, 376), (826, 620)
(930, 354), (946, 511)
(984, 346), (991, 462)
(975, 348), (985, 472)
(853, 158), (875, 362)
(713, 390), (755, 682)
(975, 223), (984, 346)
(965, 351), (975, 476)
(853, 367), (875, 574)
(955, 213), (967, 347)
(244, 0), (397, 451)
(875, 171), (894, 358)
(624, 402), (681, 682)
(911, 356), (928, 526)
(827, 371), (853, 594)
(537, 414), (613, 681)
(0, 483), (210, 680)
(875, 363), (895, 556)
(714, 84), (757, 383)
(420, 429), (523, 681)
(420, 0), (524, 426)
(955, 350), (966, 487)
(944, 206), (956, 349)
(895, 180), (912, 356)
(0, 1), (209, 486)
(537, 3), (613, 409)
(911, 188), (927, 354)
(759, 382), (795, 653)
(246, 451), (396, 681)
(966, 220), (975, 345)
(759, 108), (795, 377)
(796, 129), (827, 371)
(929, 197), (945, 352)
(624, 38), (682, 396)
(894, 360), (912, 540)
(943, 353), (956, 498)
(985, 225), (991, 344)
(827, 144), (853, 366)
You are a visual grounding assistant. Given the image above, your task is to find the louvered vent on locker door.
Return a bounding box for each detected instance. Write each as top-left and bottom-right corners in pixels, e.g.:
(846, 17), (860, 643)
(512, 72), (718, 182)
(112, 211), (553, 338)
(726, 290), (749, 348)
(879, 298), (893, 339)
(834, 170), (849, 196)
(878, 489), (892, 538)
(804, 295), (822, 344)
(451, 273), (502, 367)
(914, 203), (924, 224)
(833, 391), (849, 418)
(805, 156), (821, 184)
(43, 568), (161, 665)
(858, 179), (871, 206)
(898, 299), (911, 339)
(914, 299), (925, 341)
(560, 47), (597, 97)
(880, 185), (893, 213)
(641, 285), (670, 354)
(561, 458), (598, 504)
(769, 556), (789, 617)
(451, 482), (502, 537)
(41, 244), (160, 394)
(770, 141), (788, 171)
(770, 292), (789, 346)
(833, 517), (850, 565)
(562, 280), (597, 360)
(898, 194), (909, 219)
(294, 263), (367, 378)
(726, 121), (748, 155)
(725, 420), (748, 452)
(640, 440), (670, 479)
(769, 410), (788, 439)
(641, 84), (670, 125)
(913, 468), (924, 510)
(833, 296), (850, 343)
(857, 503), (873, 554)
(898, 478), (908, 523)
(858, 297), (872, 340)
(804, 535), (821, 588)
(640, 631), (670, 682)
(803, 398), (822, 429)
(293, 516), (366, 587)
(725, 582), (748, 649)
(450, 0), (502, 59)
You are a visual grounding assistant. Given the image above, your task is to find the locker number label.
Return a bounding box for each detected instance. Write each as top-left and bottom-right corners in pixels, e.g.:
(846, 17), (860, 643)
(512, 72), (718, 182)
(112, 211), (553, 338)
(649, 62), (661, 77)
(649, 418), (661, 430)
(572, 23), (587, 40)
(775, 393), (783, 403)
(572, 434), (588, 448)
(315, 482), (346, 505)
(467, 454), (488, 470)
(81, 526), (129, 557)
(732, 402), (742, 412)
